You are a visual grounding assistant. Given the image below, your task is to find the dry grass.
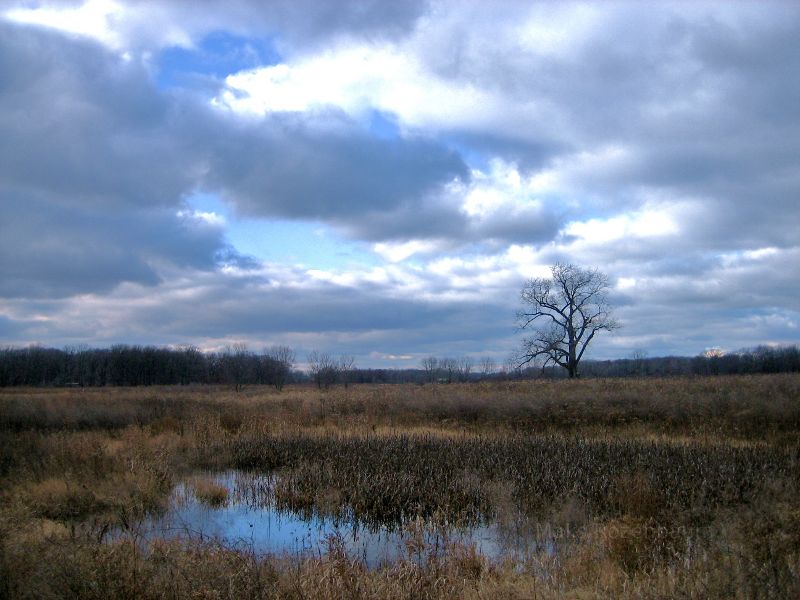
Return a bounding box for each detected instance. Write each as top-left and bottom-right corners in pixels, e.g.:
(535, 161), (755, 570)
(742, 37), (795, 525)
(2, 374), (799, 440)
(1, 374), (798, 599)
(188, 477), (229, 507)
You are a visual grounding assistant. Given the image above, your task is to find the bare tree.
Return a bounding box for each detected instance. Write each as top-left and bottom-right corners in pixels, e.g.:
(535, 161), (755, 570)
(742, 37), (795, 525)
(307, 351), (338, 389)
(516, 263), (619, 378)
(479, 356), (496, 379)
(338, 354), (355, 388)
(420, 356), (439, 383)
(630, 348), (648, 377)
(266, 345), (295, 391)
(457, 356), (473, 382)
(224, 342), (250, 391)
(501, 356), (521, 379)
(439, 358), (458, 383)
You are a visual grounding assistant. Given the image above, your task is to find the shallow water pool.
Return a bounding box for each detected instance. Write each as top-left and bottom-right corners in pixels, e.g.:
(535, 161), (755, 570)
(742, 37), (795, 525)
(130, 470), (553, 567)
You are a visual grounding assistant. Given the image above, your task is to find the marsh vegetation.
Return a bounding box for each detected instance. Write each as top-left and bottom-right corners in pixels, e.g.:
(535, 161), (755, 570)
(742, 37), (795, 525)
(1, 375), (798, 598)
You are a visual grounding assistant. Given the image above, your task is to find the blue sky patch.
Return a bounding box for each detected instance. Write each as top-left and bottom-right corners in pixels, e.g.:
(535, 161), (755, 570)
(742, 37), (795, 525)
(367, 110), (401, 140)
(155, 31), (280, 89)
(186, 193), (378, 270)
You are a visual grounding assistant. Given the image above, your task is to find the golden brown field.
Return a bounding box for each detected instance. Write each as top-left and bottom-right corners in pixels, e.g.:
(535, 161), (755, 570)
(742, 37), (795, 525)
(1, 375), (799, 599)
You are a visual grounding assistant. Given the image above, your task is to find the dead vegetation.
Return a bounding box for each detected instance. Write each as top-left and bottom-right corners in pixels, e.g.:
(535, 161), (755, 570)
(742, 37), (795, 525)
(1, 374), (799, 598)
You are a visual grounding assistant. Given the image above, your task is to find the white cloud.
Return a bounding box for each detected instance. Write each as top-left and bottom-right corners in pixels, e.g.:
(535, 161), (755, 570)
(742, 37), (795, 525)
(370, 352), (414, 361)
(564, 207), (679, 244)
(744, 247), (780, 261)
(4, 0), (126, 48)
(461, 160), (526, 217)
(720, 246), (784, 268)
(373, 239), (441, 262)
(213, 41), (503, 132)
(215, 46), (406, 116)
(176, 209), (225, 227)
(3, 0), (193, 51)
(513, 4), (600, 57)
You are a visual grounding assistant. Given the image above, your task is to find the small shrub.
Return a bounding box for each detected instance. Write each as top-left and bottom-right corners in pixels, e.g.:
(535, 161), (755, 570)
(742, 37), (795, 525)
(190, 478), (228, 507)
(25, 477), (107, 521)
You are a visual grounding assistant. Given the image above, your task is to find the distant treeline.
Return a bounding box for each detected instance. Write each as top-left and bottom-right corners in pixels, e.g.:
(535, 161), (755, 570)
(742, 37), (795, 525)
(0, 343), (798, 387)
(551, 345), (800, 379)
(0, 344), (295, 389)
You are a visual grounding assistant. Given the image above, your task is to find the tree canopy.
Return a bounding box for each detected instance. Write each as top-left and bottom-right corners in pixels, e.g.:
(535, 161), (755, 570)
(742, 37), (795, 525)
(516, 263), (619, 378)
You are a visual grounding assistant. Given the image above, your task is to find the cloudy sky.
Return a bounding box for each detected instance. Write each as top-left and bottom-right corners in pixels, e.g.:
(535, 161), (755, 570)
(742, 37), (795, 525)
(1, 1), (798, 367)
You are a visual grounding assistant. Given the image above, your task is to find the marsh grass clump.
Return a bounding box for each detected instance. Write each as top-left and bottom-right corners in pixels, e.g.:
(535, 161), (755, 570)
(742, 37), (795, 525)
(597, 516), (687, 574)
(19, 469), (172, 529)
(24, 477), (108, 521)
(189, 477), (229, 507)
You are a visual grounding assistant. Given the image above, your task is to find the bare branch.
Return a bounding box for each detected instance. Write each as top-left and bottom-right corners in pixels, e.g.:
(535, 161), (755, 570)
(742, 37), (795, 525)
(516, 263), (620, 378)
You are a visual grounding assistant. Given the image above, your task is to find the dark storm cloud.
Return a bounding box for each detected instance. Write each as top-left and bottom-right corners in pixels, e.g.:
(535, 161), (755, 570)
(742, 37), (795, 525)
(0, 20), (470, 299)
(0, 23), (238, 297)
(0, 25), (191, 207)
(564, 9), (800, 238)
(449, 132), (569, 174)
(472, 207), (564, 246)
(0, 3), (589, 250)
(163, 0), (430, 50)
(203, 115), (469, 220)
(398, 5), (800, 250)
(130, 284), (453, 338)
(329, 193), (563, 247)
(0, 267), (516, 364)
(342, 200), (469, 242)
(0, 186), (233, 298)
(649, 249), (800, 312)
(14, 0), (430, 53)
(0, 314), (24, 338)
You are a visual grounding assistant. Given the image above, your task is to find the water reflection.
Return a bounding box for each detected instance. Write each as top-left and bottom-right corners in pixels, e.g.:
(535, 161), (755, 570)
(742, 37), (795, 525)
(133, 471), (552, 567)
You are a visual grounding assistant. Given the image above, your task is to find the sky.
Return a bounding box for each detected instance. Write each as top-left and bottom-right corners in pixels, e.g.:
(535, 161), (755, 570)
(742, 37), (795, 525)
(0, 0), (798, 368)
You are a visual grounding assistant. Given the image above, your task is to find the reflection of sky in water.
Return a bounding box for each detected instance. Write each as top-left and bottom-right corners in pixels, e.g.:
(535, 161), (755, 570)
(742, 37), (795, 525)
(132, 471), (553, 567)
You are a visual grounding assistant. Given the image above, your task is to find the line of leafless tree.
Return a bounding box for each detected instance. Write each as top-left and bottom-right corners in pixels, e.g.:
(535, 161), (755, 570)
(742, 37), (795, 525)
(306, 351), (356, 389)
(504, 345), (800, 379)
(419, 356), (497, 383)
(0, 344), (296, 389)
(0, 343), (798, 388)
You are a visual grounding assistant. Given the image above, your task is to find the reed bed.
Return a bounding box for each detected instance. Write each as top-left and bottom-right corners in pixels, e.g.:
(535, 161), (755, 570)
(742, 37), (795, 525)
(229, 432), (797, 527)
(1, 374), (798, 598)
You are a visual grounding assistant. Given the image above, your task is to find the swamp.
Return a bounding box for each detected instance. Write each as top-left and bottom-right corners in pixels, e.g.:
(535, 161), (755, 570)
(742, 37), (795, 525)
(1, 375), (799, 599)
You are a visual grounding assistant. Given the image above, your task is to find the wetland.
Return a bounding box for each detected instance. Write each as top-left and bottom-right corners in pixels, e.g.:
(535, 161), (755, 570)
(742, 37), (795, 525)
(1, 375), (799, 598)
